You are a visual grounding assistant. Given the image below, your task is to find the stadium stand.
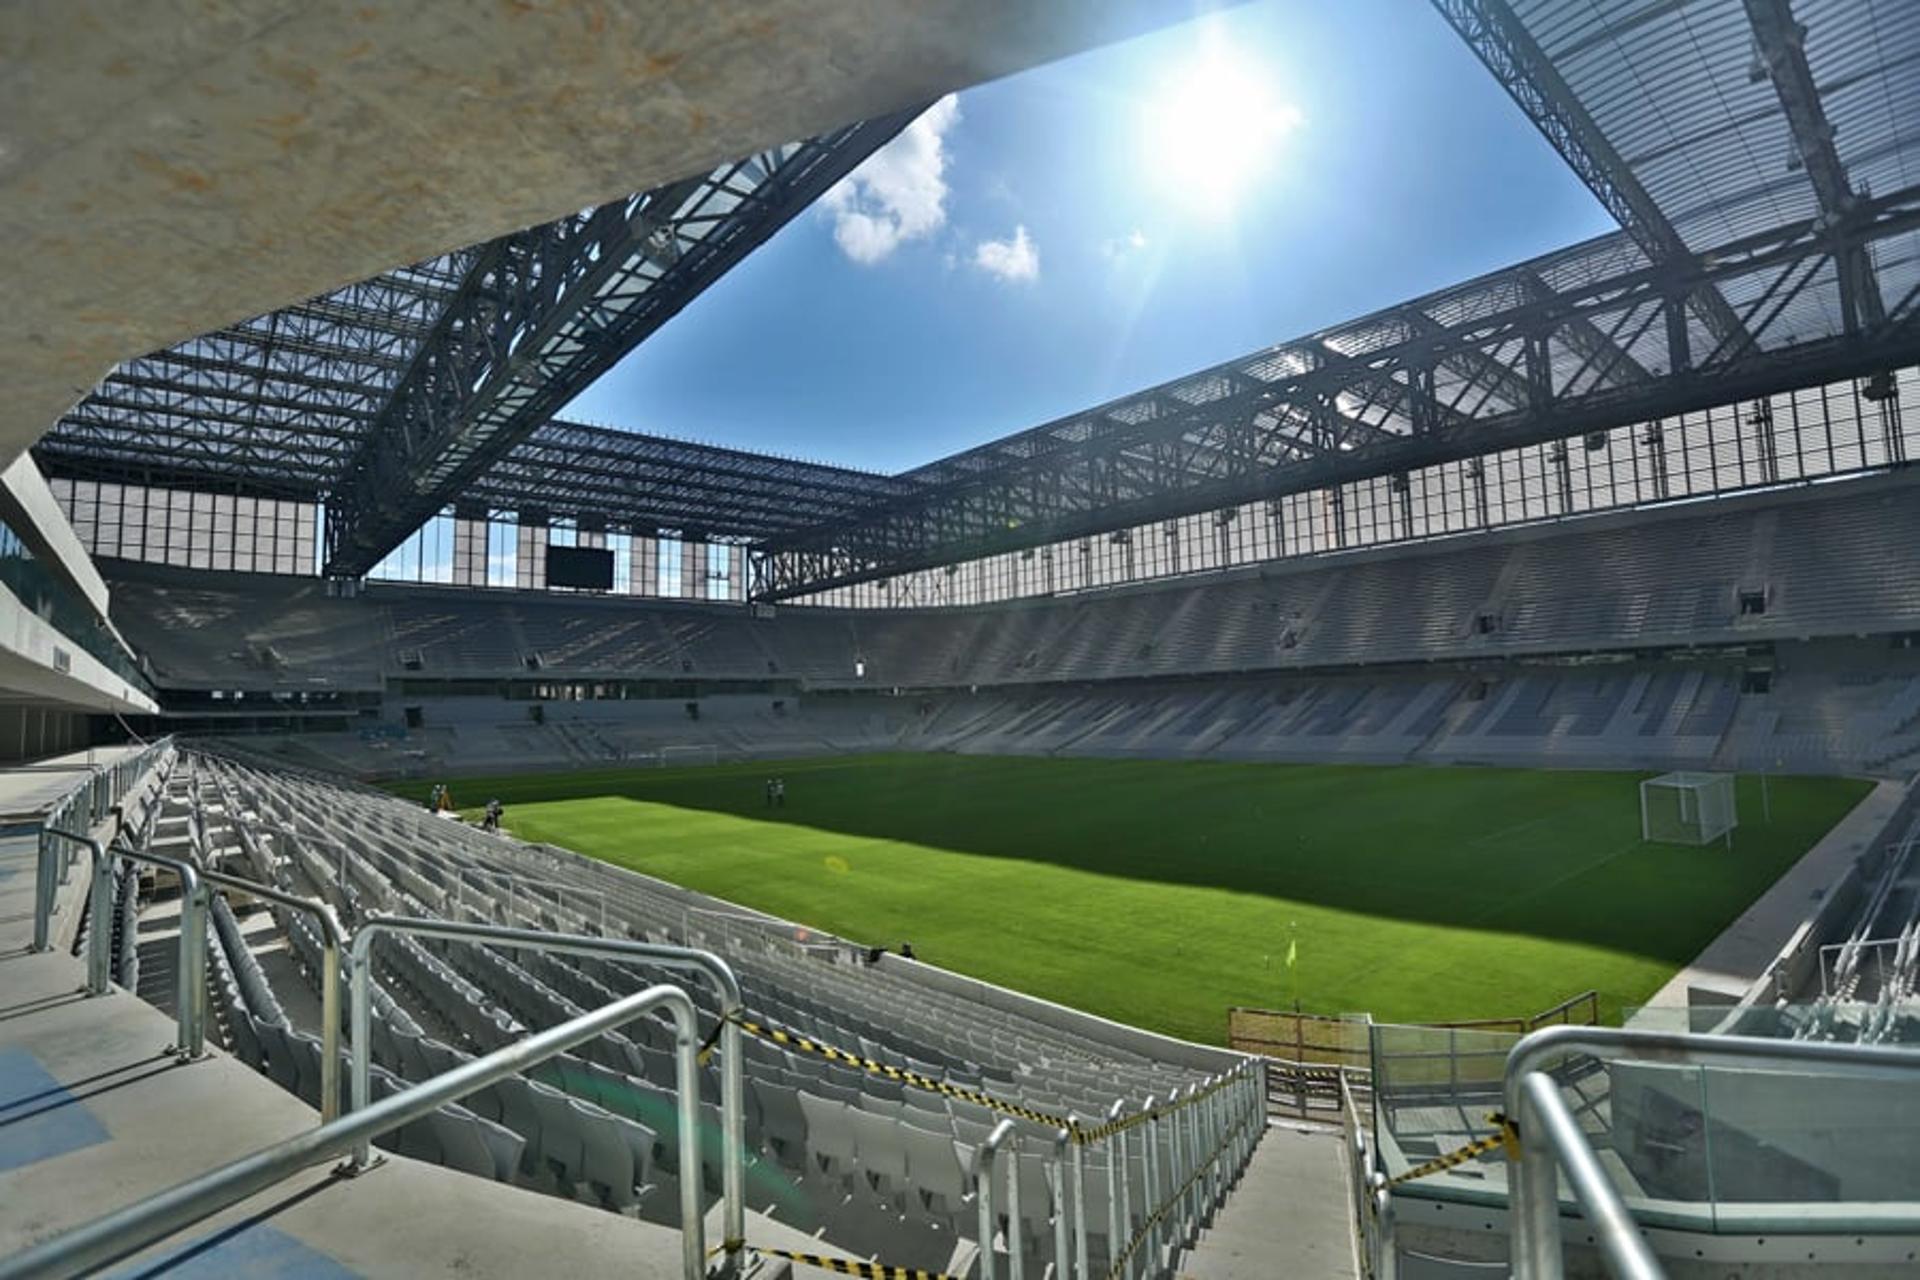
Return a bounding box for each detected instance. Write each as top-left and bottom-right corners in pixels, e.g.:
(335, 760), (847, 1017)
(10, 0), (1920, 1273)
(119, 742), (1239, 1275)
(100, 473), (1920, 780)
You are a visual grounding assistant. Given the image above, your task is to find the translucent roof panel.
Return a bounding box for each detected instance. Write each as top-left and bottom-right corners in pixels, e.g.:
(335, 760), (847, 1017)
(1506, 0), (1920, 352)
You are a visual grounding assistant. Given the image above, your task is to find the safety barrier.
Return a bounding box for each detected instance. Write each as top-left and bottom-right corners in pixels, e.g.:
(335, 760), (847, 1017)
(47, 826), (208, 1058)
(452, 864), (609, 935)
(23, 743), (1260, 1280)
(31, 736), (174, 951)
(0, 981), (707, 1280)
(720, 1007), (1265, 1279)
(45, 819), (351, 1119)
(1504, 1026), (1920, 1280)
(346, 917), (748, 1272)
(1342, 1071), (1393, 1280)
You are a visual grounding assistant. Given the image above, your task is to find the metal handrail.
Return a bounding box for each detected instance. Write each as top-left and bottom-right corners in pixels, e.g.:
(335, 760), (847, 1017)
(46, 827), (207, 1059)
(32, 739), (172, 952)
(346, 915), (747, 1268)
(973, 1118), (1018, 1280)
(199, 865), (349, 1122)
(1517, 1073), (1661, 1280)
(453, 864), (608, 934)
(1048, 1127), (1072, 1280)
(0, 982), (704, 1280)
(51, 822), (351, 1119)
(1504, 1025), (1920, 1279)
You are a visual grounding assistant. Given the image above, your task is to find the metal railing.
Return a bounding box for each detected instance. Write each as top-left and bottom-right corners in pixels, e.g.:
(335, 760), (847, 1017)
(31, 737), (173, 952)
(974, 1118), (1019, 1280)
(346, 916), (747, 1271)
(0, 981), (705, 1280)
(453, 865), (608, 934)
(47, 826), (206, 1057)
(44, 825), (350, 1119)
(1504, 1025), (1920, 1279)
(970, 1059), (1266, 1280)
(1342, 1070), (1394, 1280)
(202, 865), (349, 1121)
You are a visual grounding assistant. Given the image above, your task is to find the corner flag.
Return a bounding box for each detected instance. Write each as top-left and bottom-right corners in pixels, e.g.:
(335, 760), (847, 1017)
(1285, 938), (1297, 970)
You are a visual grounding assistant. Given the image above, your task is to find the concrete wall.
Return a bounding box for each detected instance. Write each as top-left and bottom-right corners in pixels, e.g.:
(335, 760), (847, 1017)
(4, 1), (1217, 469)
(0, 578), (155, 714)
(0, 456), (109, 616)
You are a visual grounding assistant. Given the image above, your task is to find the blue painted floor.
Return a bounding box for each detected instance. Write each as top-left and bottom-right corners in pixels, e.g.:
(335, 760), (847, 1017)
(0, 1047), (111, 1174)
(112, 1224), (361, 1278)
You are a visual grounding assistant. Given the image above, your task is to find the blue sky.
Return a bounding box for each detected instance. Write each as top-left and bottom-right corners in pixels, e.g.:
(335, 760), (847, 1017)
(561, 0), (1616, 476)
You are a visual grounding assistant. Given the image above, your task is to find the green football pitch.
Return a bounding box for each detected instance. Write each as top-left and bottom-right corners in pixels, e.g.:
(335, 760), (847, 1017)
(396, 755), (1869, 1045)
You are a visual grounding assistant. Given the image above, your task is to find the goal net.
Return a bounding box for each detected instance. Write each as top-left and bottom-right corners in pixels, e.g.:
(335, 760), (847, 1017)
(1641, 771), (1738, 846)
(653, 744), (720, 769)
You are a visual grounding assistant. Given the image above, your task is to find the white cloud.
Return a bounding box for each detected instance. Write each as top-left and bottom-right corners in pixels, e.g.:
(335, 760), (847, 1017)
(820, 94), (960, 264)
(972, 224), (1040, 283)
(1101, 228), (1149, 260)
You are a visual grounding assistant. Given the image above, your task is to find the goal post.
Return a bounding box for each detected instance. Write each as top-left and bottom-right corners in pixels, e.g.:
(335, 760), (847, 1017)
(1641, 771), (1737, 846)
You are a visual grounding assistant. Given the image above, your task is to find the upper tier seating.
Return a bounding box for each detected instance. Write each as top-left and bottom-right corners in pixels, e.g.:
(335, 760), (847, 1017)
(102, 474), (1920, 694)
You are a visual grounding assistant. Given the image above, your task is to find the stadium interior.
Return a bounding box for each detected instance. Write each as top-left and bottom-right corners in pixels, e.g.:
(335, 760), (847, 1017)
(4, 1), (1920, 1277)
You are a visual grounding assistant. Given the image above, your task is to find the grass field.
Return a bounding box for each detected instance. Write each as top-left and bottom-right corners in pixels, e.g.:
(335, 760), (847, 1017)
(396, 756), (1870, 1045)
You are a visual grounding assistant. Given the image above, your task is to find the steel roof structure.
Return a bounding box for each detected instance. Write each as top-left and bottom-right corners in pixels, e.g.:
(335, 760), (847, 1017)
(33, 0), (1920, 602)
(35, 114), (918, 555)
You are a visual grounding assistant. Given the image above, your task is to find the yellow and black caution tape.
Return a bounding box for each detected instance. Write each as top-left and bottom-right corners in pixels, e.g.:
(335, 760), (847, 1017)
(1383, 1112), (1520, 1188)
(724, 1013), (1076, 1129)
(1103, 1113), (1253, 1279)
(712, 1009), (1246, 1145)
(711, 1242), (957, 1279)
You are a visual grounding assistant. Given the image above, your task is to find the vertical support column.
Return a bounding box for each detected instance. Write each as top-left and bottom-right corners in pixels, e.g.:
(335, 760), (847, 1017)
(1104, 1102), (1124, 1280)
(178, 882), (209, 1060)
(451, 505), (489, 587)
(682, 539), (704, 601)
(87, 844), (113, 996)
(32, 827), (54, 951)
(1070, 1125), (1089, 1280)
(1113, 1106), (1132, 1280)
(1511, 1078), (1566, 1280)
(1006, 1142), (1026, 1280)
(1050, 1130), (1072, 1280)
(632, 535), (659, 598)
(515, 511), (548, 591)
(1142, 1097), (1162, 1277)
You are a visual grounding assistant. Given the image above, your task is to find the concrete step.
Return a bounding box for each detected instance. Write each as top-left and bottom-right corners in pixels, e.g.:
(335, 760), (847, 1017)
(1178, 1122), (1358, 1280)
(0, 941), (693, 1277)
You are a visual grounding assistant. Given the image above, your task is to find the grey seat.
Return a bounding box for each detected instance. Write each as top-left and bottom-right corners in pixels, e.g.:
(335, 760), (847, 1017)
(255, 1019), (295, 1092)
(846, 1104), (910, 1201)
(796, 1092), (857, 1185)
(394, 1116), (442, 1165)
(899, 1123), (972, 1217)
(429, 1108), (496, 1179)
(492, 1076), (544, 1177)
(576, 1103), (640, 1210)
(751, 1078), (807, 1166)
(529, 1081), (585, 1189)
(229, 1008), (261, 1068)
(287, 1030), (323, 1107)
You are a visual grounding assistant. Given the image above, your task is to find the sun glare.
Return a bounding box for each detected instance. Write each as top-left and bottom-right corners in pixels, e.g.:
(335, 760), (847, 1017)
(1143, 51), (1303, 217)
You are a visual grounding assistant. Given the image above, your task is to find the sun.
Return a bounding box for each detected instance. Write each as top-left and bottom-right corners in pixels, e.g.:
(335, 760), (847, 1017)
(1142, 51), (1304, 217)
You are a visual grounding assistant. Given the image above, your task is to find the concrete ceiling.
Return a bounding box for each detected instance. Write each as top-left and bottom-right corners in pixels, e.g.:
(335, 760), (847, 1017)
(0, 1), (1219, 473)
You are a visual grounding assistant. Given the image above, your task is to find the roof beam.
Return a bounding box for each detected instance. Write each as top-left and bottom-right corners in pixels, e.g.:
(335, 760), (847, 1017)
(753, 183), (1920, 599)
(1430, 0), (1751, 354)
(321, 115), (916, 578)
(1743, 0), (1887, 334)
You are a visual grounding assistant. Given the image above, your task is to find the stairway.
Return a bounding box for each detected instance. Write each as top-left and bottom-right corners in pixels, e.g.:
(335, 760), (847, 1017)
(1178, 1123), (1358, 1280)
